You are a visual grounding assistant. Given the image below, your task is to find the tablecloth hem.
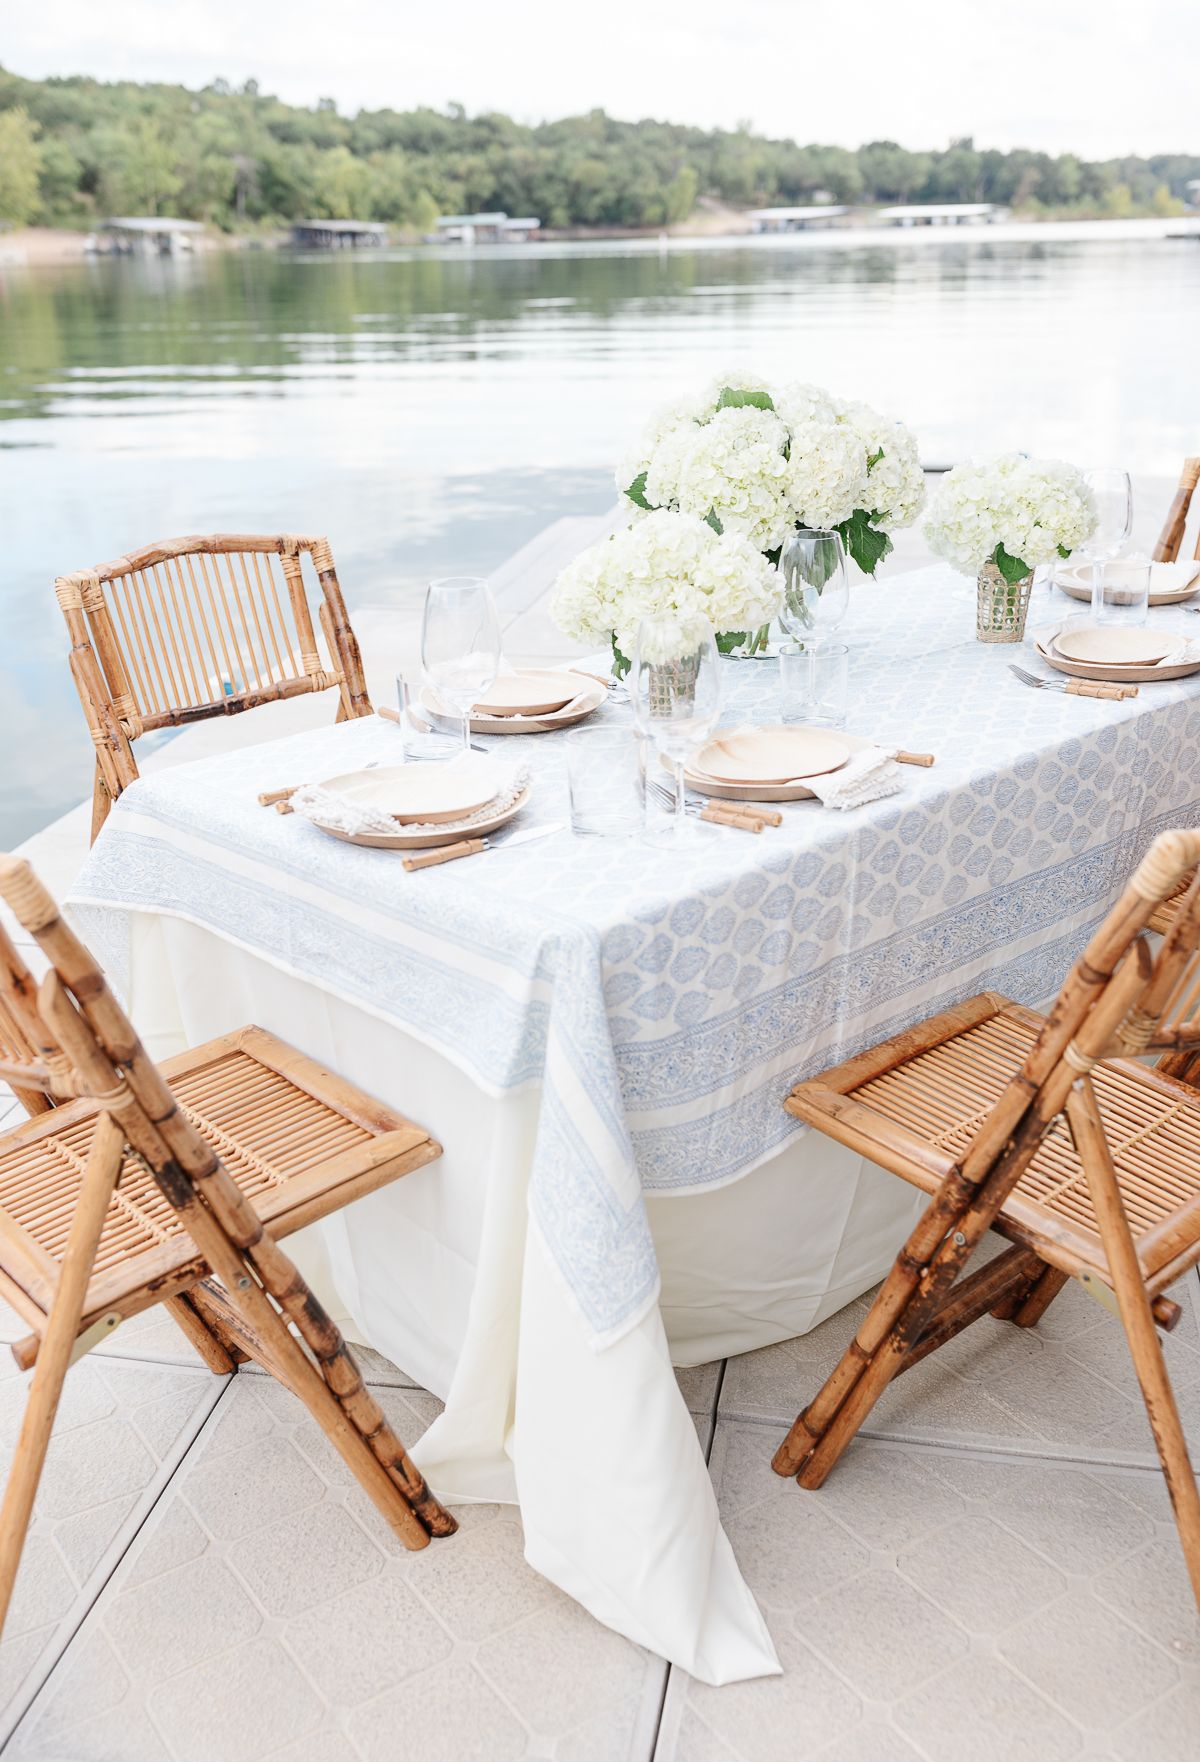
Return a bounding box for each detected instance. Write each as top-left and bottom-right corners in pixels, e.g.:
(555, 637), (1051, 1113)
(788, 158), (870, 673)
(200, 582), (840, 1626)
(521, 1520), (782, 1684)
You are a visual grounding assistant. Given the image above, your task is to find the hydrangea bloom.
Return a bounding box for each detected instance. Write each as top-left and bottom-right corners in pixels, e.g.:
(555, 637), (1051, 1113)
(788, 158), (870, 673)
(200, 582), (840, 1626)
(924, 454), (1097, 577)
(834, 399), (926, 531)
(550, 509), (780, 660)
(671, 406), (794, 551)
(786, 420), (869, 529)
(615, 373), (924, 576)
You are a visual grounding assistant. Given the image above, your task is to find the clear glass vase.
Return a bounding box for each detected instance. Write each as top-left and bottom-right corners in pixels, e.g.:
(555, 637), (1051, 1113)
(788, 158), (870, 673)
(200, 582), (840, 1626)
(975, 561), (1033, 643)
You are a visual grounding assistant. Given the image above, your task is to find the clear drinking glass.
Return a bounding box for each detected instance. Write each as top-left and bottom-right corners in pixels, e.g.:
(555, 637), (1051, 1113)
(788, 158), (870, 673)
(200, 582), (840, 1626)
(779, 529), (849, 645)
(1079, 469), (1133, 620)
(565, 727), (641, 837)
(1090, 559), (1151, 627)
(629, 619), (722, 842)
(420, 577), (501, 755)
(780, 642), (850, 728)
(395, 673), (460, 760)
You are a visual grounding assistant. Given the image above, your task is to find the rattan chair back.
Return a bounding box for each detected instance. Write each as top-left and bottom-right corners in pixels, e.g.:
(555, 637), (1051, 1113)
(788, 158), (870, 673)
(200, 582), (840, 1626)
(56, 533), (372, 837)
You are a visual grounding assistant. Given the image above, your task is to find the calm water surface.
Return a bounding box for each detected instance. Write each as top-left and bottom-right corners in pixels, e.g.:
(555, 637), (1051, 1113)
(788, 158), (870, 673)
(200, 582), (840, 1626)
(2, 230), (1198, 843)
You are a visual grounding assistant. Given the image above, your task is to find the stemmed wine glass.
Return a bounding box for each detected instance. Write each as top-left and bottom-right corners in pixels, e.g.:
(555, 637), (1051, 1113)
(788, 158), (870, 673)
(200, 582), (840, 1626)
(420, 577), (501, 756)
(630, 618), (722, 841)
(779, 529), (849, 646)
(1078, 469), (1133, 621)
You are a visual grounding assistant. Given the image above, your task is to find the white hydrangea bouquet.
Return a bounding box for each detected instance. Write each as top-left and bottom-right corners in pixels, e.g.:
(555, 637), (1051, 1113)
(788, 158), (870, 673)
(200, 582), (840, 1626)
(924, 454), (1096, 580)
(924, 453), (1096, 642)
(618, 373), (926, 600)
(550, 509), (780, 676)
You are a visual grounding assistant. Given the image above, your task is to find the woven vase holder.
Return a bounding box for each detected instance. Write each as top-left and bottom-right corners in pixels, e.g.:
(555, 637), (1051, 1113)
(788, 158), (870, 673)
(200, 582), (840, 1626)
(976, 561), (1033, 644)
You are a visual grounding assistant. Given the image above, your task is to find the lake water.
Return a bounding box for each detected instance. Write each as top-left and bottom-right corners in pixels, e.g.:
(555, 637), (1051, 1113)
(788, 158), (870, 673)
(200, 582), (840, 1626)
(2, 224), (1198, 844)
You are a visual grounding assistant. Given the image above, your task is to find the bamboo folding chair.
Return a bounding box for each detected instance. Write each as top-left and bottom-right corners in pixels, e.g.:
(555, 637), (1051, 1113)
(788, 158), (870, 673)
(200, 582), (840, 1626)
(775, 829), (1200, 1612)
(0, 854), (455, 1640)
(56, 534), (372, 841)
(1153, 457), (1200, 562)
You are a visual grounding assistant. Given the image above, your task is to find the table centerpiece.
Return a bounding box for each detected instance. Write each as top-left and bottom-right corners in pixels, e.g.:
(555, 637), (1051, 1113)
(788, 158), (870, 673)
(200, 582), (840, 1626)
(924, 453), (1097, 642)
(613, 372), (926, 653)
(549, 508), (779, 679)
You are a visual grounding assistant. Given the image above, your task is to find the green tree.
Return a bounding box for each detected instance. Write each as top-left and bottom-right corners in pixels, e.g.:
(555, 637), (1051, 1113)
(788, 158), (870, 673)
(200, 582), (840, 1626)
(1151, 182), (1182, 216)
(35, 135), (83, 221)
(0, 107), (43, 224)
(665, 165), (698, 224)
(311, 145), (371, 217)
(97, 118), (182, 215)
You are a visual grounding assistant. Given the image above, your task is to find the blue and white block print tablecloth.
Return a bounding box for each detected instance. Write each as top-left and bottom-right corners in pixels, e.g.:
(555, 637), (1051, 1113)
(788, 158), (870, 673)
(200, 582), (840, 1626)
(70, 568), (1200, 1346)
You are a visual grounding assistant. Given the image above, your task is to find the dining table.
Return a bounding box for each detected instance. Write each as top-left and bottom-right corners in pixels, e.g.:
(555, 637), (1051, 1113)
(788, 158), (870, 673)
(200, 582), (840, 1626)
(66, 564), (1200, 1684)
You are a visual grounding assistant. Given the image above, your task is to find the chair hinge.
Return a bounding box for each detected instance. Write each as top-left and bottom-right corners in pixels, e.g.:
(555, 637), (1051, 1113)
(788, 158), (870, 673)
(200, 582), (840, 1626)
(1077, 1270), (1120, 1320)
(68, 1311), (122, 1366)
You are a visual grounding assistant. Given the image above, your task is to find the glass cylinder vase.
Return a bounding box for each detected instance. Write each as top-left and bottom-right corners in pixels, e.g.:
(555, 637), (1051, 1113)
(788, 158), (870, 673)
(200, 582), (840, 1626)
(975, 561), (1033, 643)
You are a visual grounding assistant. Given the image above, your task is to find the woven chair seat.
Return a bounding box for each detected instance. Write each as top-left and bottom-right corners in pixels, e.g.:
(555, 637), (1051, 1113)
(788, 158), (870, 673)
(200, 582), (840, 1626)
(803, 998), (1200, 1291)
(0, 1025), (436, 1333)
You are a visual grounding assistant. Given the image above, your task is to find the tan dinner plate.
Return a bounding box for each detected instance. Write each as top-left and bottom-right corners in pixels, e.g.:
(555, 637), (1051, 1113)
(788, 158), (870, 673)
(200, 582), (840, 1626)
(421, 673), (607, 734)
(682, 731), (869, 803)
(1056, 561), (1200, 607)
(473, 669), (584, 717)
(318, 758), (500, 825)
(695, 726), (851, 785)
(1032, 629), (1200, 685)
(313, 786), (531, 851)
(1052, 625), (1179, 667)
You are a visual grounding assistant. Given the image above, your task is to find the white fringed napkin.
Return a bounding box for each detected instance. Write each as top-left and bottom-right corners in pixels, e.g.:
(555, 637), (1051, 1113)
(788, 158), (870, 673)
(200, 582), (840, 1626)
(290, 761), (530, 838)
(805, 745), (904, 811)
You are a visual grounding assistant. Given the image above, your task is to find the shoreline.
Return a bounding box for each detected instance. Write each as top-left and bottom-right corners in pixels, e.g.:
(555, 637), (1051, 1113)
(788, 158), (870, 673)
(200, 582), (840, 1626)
(2, 213), (1197, 270)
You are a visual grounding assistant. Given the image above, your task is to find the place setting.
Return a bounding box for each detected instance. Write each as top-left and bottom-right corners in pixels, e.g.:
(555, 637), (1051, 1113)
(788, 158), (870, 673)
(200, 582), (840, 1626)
(1029, 546), (1200, 688)
(256, 575), (583, 868)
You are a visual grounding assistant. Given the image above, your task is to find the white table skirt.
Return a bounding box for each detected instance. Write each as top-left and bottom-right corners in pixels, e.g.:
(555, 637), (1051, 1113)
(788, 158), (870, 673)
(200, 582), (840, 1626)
(126, 912), (924, 1683)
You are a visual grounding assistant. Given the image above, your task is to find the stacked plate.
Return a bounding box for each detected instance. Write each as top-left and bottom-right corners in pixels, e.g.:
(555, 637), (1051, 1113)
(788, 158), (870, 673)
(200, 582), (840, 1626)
(683, 725), (866, 802)
(310, 755), (530, 850)
(1055, 560), (1200, 607)
(1033, 623), (1200, 685)
(422, 668), (607, 734)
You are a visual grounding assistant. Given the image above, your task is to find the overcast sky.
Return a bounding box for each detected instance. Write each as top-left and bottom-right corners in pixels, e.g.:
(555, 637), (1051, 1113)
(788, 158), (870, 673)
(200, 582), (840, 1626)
(5, 0), (1194, 159)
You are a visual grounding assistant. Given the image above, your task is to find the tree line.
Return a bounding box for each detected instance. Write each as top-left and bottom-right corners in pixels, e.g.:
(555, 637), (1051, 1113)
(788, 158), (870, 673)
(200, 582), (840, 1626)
(0, 66), (1195, 233)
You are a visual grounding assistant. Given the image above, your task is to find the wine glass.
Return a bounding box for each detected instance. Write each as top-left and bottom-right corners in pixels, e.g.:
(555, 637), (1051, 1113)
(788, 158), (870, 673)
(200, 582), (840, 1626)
(1078, 469), (1133, 621)
(779, 529), (849, 646)
(630, 618), (722, 841)
(420, 577), (501, 755)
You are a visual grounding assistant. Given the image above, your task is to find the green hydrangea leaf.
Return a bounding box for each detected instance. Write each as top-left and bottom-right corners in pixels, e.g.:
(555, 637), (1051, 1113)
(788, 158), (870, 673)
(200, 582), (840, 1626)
(624, 471), (653, 510)
(866, 447), (885, 471)
(993, 543), (1032, 585)
(715, 387), (775, 413)
(835, 509), (893, 576)
(704, 508), (724, 535)
(1057, 542), (1071, 559)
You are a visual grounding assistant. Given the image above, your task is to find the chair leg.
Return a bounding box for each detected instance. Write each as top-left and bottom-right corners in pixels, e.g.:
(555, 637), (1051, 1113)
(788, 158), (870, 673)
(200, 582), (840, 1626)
(1067, 1080), (1200, 1612)
(773, 1162), (999, 1485)
(90, 761), (113, 843)
(0, 1114), (124, 1635)
(151, 1180), (452, 1548)
(1011, 1265), (1070, 1328)
(163, 1293), (240, 1375)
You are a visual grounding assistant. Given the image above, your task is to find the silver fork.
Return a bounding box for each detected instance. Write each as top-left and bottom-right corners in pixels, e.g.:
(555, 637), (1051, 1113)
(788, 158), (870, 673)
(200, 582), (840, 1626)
(646, 776), (707, 815)
(1008, 663), (1131, 700)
